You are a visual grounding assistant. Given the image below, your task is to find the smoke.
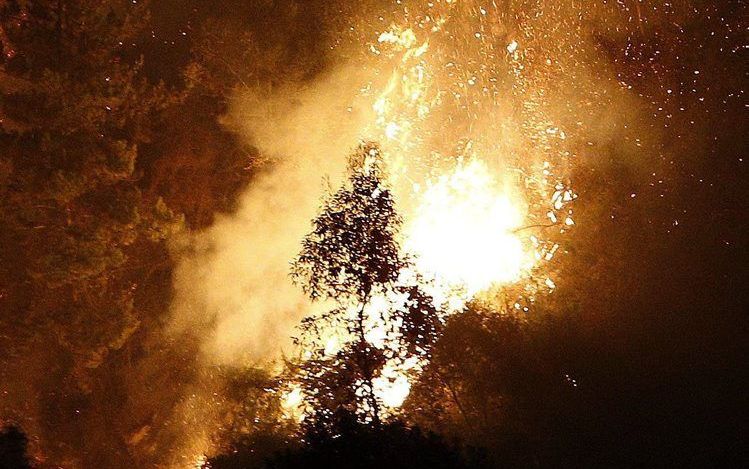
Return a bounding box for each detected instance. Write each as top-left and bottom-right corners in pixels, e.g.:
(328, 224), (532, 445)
(168, 64), (377, 365)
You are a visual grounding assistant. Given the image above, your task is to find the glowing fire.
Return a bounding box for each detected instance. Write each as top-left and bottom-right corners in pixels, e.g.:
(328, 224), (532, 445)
(282, 0), (578, 423)
(191, 455), (207, 469)
(405, 159), (531, 296)
(281, 385), (305, 422)
(372, 356), (421, 409)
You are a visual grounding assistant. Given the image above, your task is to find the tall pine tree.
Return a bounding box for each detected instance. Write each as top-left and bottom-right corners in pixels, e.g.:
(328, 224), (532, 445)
(0, 1), (182, 463)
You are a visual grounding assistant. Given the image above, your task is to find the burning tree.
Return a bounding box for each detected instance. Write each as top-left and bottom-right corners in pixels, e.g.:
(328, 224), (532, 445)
(291, 142), (441, 430)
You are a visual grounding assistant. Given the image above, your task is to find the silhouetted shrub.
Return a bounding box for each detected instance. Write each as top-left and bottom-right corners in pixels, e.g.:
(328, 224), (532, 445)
(271, 416), (481, 469)
(205, 416), (483, 469)
(0, 425), (31, 469)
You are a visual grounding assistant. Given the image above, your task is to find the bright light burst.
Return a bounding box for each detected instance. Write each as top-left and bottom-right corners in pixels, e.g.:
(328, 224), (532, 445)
(372, 357), (421, 409)
(281, 384), (305, 422)
(405, 159), (531, 296)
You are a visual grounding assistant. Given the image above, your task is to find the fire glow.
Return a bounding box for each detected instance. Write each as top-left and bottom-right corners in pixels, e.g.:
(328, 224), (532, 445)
(284, 0), (577, 421)
(405, 159), (531, 296)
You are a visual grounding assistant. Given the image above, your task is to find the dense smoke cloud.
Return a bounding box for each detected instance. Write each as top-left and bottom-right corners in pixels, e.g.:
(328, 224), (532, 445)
(168, 64), (377, 364)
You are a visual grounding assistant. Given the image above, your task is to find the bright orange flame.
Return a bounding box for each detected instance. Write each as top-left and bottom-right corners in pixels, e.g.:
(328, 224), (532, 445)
(406, 159), (532, 296)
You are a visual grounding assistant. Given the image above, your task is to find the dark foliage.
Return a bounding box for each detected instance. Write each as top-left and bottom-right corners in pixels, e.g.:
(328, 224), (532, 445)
(205, 432), (293, 469)
(291, 143), (405, 303)
(405, 303), (746, 468)
(275, 419), (479, 469)
(208, 416), (479, 469)
(0, 425), (30, 469)
(290, 143), (442, 428)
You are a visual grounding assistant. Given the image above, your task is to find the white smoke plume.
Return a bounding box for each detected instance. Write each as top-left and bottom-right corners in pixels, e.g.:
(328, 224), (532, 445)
(168, 64), (376, 365)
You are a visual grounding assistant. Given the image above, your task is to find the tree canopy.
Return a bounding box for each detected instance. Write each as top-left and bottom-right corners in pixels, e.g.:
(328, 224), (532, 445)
(290, 143), (441, 429)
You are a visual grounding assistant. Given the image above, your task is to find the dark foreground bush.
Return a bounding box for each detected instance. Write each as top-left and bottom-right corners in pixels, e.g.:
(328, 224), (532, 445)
(206, 418), (482, 469)
(0, 425), (31, 469)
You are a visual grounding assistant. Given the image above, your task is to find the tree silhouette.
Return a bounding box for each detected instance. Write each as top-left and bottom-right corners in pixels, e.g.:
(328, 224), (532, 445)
(291, 142), (441, 429)
(270, 418), (477, 469)
(0, 425), (31, 469)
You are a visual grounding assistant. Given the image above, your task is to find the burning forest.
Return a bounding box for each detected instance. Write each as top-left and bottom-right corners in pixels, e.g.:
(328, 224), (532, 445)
(0, 1), (746, 468)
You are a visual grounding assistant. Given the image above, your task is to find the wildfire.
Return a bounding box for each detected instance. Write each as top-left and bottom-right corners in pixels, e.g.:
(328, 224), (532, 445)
(372, 358), (419, 409)
(283, 0), (577, 422)
(281, 385), (305, 422)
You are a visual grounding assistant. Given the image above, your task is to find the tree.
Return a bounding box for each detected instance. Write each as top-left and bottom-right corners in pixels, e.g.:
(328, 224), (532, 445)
(402, 303), (562, 468)
(184, 0), (333, 99)
(0, 1), (182, 464)
(290, 142), (441, 429)
(403, 298), (748, 468)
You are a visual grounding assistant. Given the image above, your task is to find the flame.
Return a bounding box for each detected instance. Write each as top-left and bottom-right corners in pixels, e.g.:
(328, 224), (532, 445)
(191, 455), (207, 469)
(372, 357), (420, 409)
(405, 159), (531, 296)
(281, 385), (305, 422)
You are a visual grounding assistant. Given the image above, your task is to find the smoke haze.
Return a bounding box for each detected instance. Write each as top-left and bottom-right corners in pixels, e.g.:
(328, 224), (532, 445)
(168, 64), (377, 365)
